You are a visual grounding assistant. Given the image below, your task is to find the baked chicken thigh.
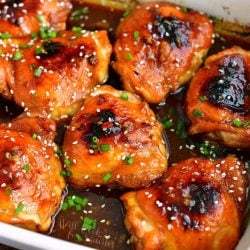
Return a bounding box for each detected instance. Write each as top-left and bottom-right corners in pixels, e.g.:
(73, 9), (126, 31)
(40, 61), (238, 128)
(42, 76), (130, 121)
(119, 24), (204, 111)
(112, 2), (213, 103)
(186, 47), (250, 148)
(0, 30), (112, 120)
(0, 0), (72, 37)
(0, 117), (65, 231)
(63, 85), (168, 188)
(121, 155), (248, 250)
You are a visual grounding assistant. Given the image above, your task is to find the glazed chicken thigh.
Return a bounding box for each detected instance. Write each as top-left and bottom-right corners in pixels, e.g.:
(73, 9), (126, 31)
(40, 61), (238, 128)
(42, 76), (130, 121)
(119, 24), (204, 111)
(0, 0), (72, 37)
(112, 2), (213, 103)
(186, 47), (250, 148)
(121, 155), (248, 250)
(0, 117), (65, 232)
(0, 30), (112, 120)
(63, 85), (168, 188)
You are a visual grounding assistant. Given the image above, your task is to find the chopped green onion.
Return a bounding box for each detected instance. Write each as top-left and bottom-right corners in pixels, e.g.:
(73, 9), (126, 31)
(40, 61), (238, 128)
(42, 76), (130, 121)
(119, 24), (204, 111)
(13, 51), (23, 61)
(74, 196), (88, 206)
(123, 7), (131, 17)
(82, 217), (97, 231)
(133, 31), (140, 39)
(56, 148), (62, 157)
(5, 186), (12, 196)
(23, 163), (30, 172)
(61, 202), (68, 211)
(0, 32), (10, 39)
(124, 156), (134, 165)
(70, 7), (89, 21)
(103, 173), (112, 182)
(15, 203), (24, 214)
(72, 26), (82, 32)
(192, 109), (203, 118)
(120, 91), (128, 100)
(36, 15), (43, 23)
(31, 32), (38, 39)
(175, 120), (187, 139)
(75, 204), (82, 211)
(40, 27), (48, 39)
(161, 117), (174, 129)
(199, 96), (207, 102)
(180, 6), (188, 12)
(64, 159), (72, 166)
(75, 233), (83, 242)
(90, 144), (98, 149)
(92, 136), (99, 143)
(68, 199), (75, 207)
(34, 66), (43, 77)
(35, 46), (44, 55)
(60, 170), (72, 177)
(47, 29), (57, 38)
(19, 44), (32, 49)
(232, 119), (241, 127)
(242, 121), (250, 127)
(31, 133), (38, 139)
(100, 144), (111, 152)
(125, 53), (132, 61)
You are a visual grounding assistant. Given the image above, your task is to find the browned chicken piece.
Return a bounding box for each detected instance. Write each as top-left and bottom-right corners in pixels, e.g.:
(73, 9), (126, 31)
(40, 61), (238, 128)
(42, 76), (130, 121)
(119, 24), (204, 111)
(0, 115), (57, 145)
(0, 117), (65, 232)
(63, 85), (168, 188)
(121, 156), (248, 250)
(0, 30), (112, 120)
(185, 46), (250, 148)
(0, 0), (72, 38)
(112, 2), (213, 104)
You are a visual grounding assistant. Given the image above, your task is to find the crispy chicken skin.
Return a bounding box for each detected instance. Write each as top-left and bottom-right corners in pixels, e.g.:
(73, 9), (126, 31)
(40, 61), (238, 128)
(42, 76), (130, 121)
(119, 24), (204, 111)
(0, 115), (57, 144)
(121, 156), (248, 250)
(185, 47), (250, 148)
(0, 119), (65, 232)
(0, 0), (72, 37)
(63, 85), (167, 188)
(112, 2), (213, 103)
(0, 30), (112, 120)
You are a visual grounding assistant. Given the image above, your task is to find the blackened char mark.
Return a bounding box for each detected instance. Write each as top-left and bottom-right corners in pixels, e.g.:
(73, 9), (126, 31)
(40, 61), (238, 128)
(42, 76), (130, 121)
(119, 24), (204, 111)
(39, 41), (64, 59)
(0, 0), (24, 25)
(156, 182), (220, 230)
(206, 55), (250, 113)
(82, 110), (122, 144)
(154, 15), (190, 48)
(186, 183), (220, 214)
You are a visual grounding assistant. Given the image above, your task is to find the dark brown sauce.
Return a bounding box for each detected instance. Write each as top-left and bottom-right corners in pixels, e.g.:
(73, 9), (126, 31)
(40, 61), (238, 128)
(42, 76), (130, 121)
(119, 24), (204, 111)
(0, 3), (250, 250)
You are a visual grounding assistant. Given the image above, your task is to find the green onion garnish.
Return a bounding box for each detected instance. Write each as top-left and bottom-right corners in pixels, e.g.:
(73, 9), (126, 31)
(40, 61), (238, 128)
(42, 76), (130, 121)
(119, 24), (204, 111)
(15, 203), (25, 214)
(82, 217), (97, 231)
(120, 91), (128, 100)
(124, 156), (134, 165)
(13, 51), (23, 61)
(192, 109), (203, 118)
(100, 144), (110, 152)
(125, 53), (132, 61)
(64, 159), (72, 166)
(103, 173), (112, 182)
(23, 163), (30, 172)
(34, 66), (43, 77)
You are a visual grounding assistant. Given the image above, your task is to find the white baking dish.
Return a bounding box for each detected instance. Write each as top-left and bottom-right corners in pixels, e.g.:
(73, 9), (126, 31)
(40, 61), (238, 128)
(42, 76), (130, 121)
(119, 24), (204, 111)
(0, 0), (249, 249)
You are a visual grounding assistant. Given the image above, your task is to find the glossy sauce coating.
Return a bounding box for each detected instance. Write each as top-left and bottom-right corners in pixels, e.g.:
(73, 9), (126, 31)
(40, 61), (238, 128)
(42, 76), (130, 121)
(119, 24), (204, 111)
(112, 2), (213, 103)
(0, 119), (65, 232)
(186, 46), (250, 148)
(121, 156), (248, 250)
(0, 0), (72, 37)
(63, 85), (167, 188)
(0, 30), (112, 120)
